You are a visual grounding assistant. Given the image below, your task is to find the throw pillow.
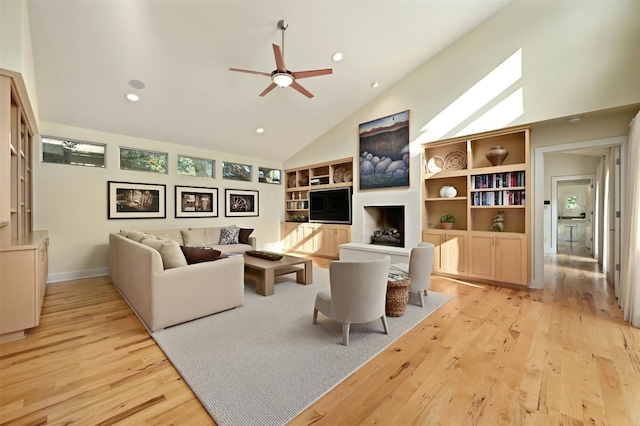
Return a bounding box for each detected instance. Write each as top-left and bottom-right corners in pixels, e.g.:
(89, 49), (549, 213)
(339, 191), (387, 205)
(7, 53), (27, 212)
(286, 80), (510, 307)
(239, 228), (254, 245)
(141, 237), (188, 269)
(219, 226), (240, 245)
(180, 246), (222, 265)
(181, 228), (206, 247)
(127, 231), (154, 243)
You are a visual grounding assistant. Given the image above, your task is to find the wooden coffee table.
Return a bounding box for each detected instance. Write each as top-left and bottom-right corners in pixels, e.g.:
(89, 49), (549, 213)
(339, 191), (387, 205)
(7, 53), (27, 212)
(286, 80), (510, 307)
(243, 253), (312, 296)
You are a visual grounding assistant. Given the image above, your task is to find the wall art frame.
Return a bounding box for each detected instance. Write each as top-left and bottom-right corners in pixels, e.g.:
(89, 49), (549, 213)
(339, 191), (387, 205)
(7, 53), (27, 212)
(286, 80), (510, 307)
(358, 109), (410, 190)
(225, 189), (259, 217)
(175, 185), (218, 218)
(108, 181), (166, 219)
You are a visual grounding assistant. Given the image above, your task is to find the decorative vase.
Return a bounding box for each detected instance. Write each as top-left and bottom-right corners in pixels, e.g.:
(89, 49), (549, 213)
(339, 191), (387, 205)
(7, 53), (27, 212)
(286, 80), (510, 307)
(439, 185), (457, 198)
(486, 146), (509, 166)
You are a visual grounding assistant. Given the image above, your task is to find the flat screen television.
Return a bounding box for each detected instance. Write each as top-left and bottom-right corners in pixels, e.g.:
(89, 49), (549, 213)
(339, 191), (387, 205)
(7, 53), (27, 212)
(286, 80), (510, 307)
(309, 187), (352, 224)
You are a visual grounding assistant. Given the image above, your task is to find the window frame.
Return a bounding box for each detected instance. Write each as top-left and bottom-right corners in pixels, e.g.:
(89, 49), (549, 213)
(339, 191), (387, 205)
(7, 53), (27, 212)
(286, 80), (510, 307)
(177, 154), (216, 178)
(119, 146), (169, 174)
(41, 135), (106, 168)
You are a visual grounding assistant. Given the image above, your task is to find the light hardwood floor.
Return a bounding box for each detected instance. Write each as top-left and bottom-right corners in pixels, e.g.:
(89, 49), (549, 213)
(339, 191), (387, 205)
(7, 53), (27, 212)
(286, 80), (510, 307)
(1, 248), (639, 425)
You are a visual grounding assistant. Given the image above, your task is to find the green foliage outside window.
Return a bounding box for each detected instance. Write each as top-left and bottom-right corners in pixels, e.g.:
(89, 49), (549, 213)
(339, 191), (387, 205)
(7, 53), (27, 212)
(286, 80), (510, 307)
(120, 147), (167, 174)
(177, 155), (215, 178)
(222, 162), (252, 182)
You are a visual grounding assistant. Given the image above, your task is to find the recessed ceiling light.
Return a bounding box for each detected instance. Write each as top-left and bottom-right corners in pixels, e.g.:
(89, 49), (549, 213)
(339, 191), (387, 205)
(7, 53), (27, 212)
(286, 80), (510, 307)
(128, 79), (146, 90)
(125, 93), (139, 102)
(256, 128), (264, 134)
(568, 116), (581, 123)
(371, 81), (379, 88)
(331, 52), (344, 62)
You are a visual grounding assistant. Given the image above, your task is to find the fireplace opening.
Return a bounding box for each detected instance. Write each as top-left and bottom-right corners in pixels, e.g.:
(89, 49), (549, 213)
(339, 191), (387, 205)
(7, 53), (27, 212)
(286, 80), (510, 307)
(364, 205), (405, 247)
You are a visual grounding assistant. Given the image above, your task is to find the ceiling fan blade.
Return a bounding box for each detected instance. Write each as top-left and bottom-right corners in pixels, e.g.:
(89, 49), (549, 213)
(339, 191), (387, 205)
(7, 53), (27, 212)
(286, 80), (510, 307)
(229, 68), (271, 77)
(292, 69), (333, 79)
(290, 81), (314, 98)
(272, 44), (287, 72)
(259, 82), (278, 97)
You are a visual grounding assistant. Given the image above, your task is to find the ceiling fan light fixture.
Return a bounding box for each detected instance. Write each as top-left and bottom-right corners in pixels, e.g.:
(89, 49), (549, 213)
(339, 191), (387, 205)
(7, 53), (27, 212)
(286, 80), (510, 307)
(272, 72), (294, 87)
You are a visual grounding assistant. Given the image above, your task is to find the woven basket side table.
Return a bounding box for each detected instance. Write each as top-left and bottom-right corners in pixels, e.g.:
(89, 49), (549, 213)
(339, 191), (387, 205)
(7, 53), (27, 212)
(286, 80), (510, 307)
(386, 274), (411, 317)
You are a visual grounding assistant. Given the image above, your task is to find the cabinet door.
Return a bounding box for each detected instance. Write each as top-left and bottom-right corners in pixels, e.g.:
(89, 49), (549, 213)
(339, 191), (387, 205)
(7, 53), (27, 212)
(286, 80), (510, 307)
(442, 231), (468, 276)
(281, 223), (299, 251)
(0, 249), (37, 334)
(300, 224), (316, 253)
(468, 233), (495, 280)
(496, 234), (527, 285)
(422, 230), (444, 272)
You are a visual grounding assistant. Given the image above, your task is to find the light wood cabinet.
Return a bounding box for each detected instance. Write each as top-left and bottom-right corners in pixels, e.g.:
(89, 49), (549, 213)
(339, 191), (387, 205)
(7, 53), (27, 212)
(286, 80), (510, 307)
(281, 222), (351, 259)
(1, 69), (47, 342)
(284, 157), (353, 222)
(423, 229), (468, 276)
(0, 231), (48, 341)
(422, 125), (529, 287)
(468, 232), (527, 285)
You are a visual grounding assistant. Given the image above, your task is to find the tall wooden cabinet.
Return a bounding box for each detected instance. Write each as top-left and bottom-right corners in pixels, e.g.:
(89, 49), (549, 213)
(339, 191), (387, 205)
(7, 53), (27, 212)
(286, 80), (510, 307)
(282, 158), (353, 259)
(422, 125), (530, 287)
(0, 68), (48, 342)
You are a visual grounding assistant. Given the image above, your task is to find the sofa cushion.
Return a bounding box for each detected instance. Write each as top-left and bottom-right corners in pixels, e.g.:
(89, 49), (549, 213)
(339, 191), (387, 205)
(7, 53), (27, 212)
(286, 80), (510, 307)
(126, 231), (155, 243)
(239, 228), (254, 244)
(220, 227), (240, 245)
(182, 227), (229, 247)
(141, 237), (188, 269)
(180, 246), (222, 265)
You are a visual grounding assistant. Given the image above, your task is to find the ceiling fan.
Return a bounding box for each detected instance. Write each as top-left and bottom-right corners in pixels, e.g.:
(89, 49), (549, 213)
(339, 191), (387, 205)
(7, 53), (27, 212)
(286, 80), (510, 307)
(229, 20), (332, 98)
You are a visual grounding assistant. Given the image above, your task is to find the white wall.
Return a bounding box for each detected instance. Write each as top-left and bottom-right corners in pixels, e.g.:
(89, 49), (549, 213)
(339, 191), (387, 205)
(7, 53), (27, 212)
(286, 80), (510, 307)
(0, 0), (39, 121)
(285, 1), (639, 171)
(34, 122), (284, 282)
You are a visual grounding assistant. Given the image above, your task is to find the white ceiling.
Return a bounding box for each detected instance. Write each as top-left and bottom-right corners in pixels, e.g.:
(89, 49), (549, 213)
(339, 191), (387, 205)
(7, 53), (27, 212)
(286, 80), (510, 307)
(27, 0), (513, 162)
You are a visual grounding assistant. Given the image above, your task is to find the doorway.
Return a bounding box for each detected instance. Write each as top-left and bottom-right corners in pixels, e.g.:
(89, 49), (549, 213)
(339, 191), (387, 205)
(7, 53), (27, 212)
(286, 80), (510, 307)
(532, 135), (626, 289)
(551, 175), (595, 254)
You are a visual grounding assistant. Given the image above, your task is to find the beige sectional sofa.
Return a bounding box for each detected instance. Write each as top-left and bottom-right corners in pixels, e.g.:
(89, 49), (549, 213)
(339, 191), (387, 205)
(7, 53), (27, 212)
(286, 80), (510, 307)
(109, 226), (256, 331)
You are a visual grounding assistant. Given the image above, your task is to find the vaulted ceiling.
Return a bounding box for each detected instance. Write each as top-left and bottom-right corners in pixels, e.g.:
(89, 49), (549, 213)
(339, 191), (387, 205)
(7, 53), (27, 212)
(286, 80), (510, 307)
(27, 0), (513, 162)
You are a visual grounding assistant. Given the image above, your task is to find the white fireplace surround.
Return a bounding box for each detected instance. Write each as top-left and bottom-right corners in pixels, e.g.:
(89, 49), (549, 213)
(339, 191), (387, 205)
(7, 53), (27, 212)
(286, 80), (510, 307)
(351, 190), (422, 248)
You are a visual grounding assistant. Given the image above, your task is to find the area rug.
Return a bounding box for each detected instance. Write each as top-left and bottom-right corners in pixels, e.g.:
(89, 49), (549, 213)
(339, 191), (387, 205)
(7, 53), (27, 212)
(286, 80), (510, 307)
(151, 267), (451, 426)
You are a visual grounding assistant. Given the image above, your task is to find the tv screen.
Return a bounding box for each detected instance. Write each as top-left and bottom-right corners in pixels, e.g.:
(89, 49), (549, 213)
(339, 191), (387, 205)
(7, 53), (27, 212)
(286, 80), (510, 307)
(309, 187), (352, 224)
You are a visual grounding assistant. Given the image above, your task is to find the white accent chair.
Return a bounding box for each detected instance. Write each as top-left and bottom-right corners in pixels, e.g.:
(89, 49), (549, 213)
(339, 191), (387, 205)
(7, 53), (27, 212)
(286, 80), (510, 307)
(313, 256), (391, 346)
(390, 243), (434, 307)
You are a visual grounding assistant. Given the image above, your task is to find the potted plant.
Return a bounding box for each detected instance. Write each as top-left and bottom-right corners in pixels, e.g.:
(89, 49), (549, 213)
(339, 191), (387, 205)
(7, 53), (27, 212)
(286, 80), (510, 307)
(439, 213), (455, 230)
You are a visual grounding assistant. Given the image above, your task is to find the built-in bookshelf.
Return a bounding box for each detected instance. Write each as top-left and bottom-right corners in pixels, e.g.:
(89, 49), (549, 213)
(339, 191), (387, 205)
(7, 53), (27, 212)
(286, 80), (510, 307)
(0, 69), (48, 342)
(283, 157), (353, 222)
(422, 125), (530, 286)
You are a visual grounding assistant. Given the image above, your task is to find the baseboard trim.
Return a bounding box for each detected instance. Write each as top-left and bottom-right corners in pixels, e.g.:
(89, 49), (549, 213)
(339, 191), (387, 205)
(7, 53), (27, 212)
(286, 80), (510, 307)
(47, 268), (109, 284)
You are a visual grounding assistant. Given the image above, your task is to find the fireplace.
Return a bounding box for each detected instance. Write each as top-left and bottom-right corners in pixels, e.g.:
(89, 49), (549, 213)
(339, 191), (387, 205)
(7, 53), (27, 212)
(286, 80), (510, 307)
(364, 206), (405, 247)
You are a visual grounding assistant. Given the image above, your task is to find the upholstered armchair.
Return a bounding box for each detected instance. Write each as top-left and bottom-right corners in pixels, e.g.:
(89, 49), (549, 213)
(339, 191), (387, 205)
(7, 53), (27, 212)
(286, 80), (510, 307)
(390, 243), (434, 307)
(313, 256), (391, 346)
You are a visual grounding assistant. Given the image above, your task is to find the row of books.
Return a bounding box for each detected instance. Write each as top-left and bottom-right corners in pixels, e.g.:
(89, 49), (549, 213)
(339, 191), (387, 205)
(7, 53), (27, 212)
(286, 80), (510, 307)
(471, 172), (525, 189)
(471, 190), (525, 206)
(286, 200), (309, 210)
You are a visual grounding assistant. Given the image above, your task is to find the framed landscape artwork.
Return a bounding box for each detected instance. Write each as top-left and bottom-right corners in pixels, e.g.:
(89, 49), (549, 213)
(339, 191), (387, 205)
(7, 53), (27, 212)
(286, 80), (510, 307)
(225, 189), (259, 217)
(359, 110), (410, 190)
(108, 181), (166, 219)
(175, 185), (218, 218)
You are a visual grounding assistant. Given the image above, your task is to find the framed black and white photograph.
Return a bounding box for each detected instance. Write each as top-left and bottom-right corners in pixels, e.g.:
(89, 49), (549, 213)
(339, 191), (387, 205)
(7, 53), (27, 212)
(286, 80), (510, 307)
(175, 185), (218, 218)
(108, 181), (166, 219)
(225, 189), (259, 217)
